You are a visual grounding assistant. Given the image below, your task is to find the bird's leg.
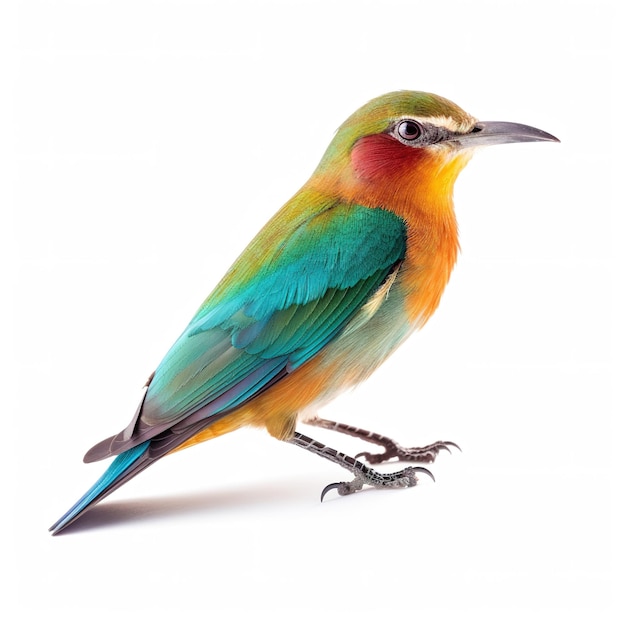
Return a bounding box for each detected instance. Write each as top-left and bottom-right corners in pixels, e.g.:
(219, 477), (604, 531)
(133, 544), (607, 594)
(302, 416), (460, 464)
(289, 431), (434, 501)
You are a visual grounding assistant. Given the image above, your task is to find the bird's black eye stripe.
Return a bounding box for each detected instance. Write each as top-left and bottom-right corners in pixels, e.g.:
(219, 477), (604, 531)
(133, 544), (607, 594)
(392, 119), (456, 146)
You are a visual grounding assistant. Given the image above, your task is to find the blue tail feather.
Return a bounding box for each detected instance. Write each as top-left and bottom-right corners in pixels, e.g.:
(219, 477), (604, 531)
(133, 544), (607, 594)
(49, 441), (151, 534)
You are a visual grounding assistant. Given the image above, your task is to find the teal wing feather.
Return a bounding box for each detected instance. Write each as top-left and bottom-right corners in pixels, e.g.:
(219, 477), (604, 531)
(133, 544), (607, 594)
(84, 203), (406, 461)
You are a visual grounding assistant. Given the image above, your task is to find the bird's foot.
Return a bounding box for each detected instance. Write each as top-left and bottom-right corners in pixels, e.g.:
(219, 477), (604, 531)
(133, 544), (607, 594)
(289, 431), (434, 502)
(356, 439), (460, 464)
(303, 416), (460, 464)
(320, 464), (434, 501)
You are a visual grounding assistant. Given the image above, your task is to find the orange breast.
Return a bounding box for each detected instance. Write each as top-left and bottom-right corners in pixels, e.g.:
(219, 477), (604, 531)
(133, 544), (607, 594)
(319, 133), (467, 327)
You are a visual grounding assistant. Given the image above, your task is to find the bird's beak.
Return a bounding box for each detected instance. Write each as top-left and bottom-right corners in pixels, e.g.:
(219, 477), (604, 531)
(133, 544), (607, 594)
(454, 121), (560, 147)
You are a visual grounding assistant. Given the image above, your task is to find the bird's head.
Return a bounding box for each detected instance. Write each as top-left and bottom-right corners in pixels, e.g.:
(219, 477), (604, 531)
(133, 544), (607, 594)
(311, 91), (559, 215)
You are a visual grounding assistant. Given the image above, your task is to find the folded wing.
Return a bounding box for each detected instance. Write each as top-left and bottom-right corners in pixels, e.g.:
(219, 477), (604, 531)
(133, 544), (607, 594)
(84, 203), (407, 462)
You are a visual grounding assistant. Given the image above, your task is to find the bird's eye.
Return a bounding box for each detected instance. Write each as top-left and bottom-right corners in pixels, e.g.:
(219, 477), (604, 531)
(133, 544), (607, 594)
(396, 120), (423, 142)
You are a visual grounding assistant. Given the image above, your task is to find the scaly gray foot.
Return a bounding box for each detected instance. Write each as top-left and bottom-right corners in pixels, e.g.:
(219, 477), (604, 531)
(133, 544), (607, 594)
(320, 464), (433, 501)
(289, 432), (434, 501)
(303, 416), (460, 464)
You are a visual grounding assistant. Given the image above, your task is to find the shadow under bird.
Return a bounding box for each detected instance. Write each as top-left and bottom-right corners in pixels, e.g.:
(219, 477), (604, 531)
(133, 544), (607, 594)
(50, 91), (559, 534)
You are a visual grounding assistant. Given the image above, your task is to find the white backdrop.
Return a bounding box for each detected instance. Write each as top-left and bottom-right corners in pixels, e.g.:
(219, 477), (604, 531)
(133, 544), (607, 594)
(5, 0), (621, 623)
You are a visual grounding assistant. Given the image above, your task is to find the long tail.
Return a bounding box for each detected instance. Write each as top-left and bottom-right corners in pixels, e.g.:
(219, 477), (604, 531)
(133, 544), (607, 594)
(49, 415), (221, 535)
(49, 441), (152, 535)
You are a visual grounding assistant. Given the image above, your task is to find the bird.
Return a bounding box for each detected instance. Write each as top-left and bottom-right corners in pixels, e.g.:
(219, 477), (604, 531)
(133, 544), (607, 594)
(49, 90), (558, 534)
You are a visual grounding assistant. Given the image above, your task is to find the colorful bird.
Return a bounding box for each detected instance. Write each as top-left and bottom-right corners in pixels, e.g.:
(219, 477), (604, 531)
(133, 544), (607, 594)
(50, 91), (558, 534)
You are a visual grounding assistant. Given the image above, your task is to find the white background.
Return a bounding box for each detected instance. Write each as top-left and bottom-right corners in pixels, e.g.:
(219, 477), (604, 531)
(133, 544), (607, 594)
(4, 0), (622, 623)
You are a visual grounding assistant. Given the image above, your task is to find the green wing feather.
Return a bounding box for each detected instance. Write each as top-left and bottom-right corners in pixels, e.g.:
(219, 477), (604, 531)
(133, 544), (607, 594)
(85, 202), (406, 461)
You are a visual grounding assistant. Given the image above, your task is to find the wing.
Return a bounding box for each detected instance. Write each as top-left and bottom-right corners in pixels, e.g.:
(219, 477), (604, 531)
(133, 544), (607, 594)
(84, 202), (407, 462)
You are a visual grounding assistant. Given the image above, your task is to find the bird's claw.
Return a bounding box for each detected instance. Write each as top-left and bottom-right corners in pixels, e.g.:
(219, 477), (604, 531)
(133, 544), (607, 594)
(355, 440), (461, 464)
(320, 465), (434, 501)
(321, 479), (363, 501)
(303, 416), (461, 466)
